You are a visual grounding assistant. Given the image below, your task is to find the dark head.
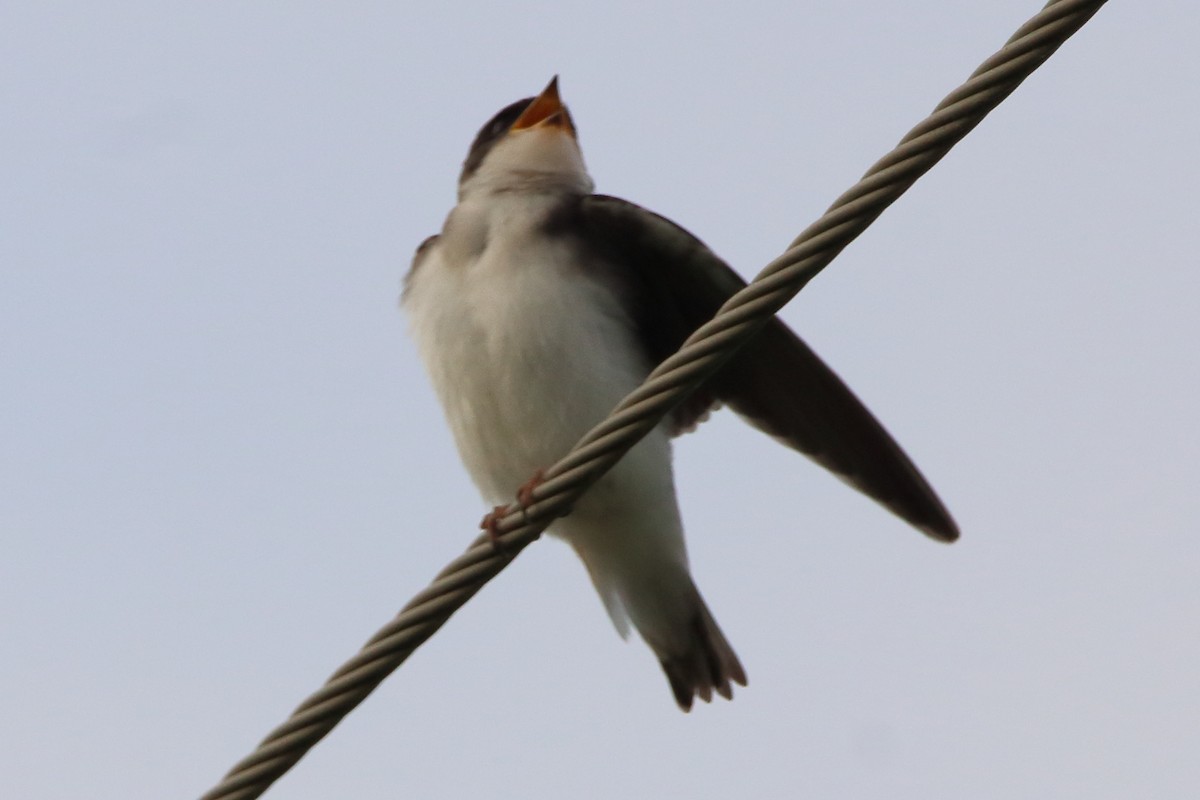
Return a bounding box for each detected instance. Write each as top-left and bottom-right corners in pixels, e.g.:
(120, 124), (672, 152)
(457, 77), (589, 198)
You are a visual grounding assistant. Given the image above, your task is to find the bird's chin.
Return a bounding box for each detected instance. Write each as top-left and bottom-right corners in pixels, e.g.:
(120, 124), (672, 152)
(462, 132), (592, 198)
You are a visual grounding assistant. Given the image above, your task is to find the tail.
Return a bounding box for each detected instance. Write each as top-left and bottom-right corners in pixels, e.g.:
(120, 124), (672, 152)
(657, 590), (747, 712)
(557, 490), (747, 712)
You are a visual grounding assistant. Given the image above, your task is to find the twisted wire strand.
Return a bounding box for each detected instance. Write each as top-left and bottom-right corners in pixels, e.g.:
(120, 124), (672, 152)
(200, 2), (1106, 797)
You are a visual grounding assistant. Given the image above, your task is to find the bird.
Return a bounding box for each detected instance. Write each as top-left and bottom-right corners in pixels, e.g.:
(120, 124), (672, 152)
(402, 77), (958, 711)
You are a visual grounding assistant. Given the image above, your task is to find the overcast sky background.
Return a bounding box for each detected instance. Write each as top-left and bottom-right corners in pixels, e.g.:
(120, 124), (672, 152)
(3, 2), (1198, 799)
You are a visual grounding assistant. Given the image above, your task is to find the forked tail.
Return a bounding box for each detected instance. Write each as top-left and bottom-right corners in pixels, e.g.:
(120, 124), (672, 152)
(657, 591), (747, 711)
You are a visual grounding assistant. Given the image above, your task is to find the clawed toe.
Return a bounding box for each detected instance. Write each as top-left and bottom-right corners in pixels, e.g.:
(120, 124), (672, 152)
(480, 504), (510, 550)
(515, 468), (546, 512)
(480, 469), (550, 553)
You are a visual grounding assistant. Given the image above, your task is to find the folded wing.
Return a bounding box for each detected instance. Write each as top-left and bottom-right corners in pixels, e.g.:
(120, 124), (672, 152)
(571, 194), (958, 542)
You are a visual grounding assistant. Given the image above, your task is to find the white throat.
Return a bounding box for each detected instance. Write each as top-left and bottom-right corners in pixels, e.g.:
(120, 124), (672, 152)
(459, 127), (594, 200)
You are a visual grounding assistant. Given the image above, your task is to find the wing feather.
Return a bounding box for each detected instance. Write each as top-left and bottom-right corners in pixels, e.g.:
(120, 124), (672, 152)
(572, 195), (958, 542)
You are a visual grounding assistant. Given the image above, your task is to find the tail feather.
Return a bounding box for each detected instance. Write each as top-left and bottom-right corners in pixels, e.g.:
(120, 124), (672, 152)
(561, 512), (746, 711)
(659, 598), (747, 712)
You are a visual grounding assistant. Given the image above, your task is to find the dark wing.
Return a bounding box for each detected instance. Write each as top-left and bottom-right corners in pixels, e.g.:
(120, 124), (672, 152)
(571, 194), (958, 542)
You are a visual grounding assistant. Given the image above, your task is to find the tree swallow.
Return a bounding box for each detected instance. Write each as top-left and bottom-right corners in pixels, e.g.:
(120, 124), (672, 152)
(403, 77), (957, 711)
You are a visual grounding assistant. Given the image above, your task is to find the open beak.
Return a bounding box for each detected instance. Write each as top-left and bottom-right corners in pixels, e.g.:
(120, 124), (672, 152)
(510, 76), (576, 137)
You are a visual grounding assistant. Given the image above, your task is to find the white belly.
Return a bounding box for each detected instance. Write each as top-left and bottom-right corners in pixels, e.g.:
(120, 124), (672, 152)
(404, 199), (695, 647)
(404, 222), (664, 508)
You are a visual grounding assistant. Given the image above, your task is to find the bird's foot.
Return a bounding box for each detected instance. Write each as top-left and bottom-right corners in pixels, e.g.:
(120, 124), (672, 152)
(480, 469), (549, 553)
(480, 504), (511, 551)
(516, 468), (546, 511)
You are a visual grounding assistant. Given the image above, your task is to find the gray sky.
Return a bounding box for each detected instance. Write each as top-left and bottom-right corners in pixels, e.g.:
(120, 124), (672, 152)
(3, 2), (1198, 798)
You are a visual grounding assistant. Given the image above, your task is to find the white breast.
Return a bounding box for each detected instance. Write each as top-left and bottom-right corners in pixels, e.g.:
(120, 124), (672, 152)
(404, 195), (657, 505)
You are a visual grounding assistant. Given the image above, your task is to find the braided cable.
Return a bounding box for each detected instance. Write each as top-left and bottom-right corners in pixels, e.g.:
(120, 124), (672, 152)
(200, 2), (1106, 797)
